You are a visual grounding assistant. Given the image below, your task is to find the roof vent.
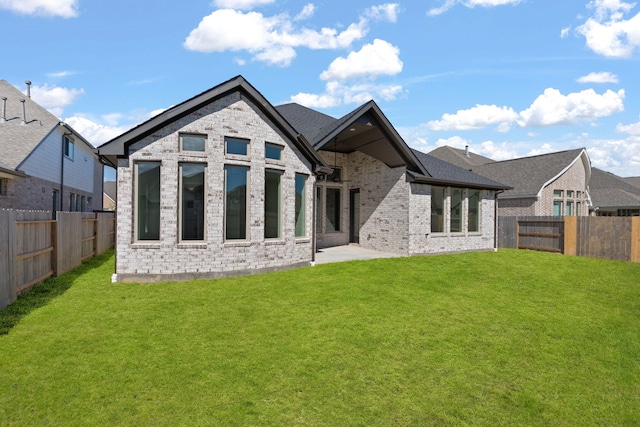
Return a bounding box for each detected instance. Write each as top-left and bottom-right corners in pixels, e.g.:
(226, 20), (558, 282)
(25, 80), (32, 98)
(465, 145), (470, 157)
(1, 97), (6, 123)
(20, 99), (26, 125)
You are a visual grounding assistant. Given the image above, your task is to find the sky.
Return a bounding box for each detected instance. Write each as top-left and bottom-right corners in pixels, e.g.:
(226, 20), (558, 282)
(2, 0), (640, 181)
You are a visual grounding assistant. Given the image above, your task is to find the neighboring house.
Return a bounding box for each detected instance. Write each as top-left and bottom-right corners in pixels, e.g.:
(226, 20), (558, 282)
(589, 168), (640, 216)
(98, 76), (508, 282)
(0, 80), (103, 214)
(623, 176), (640, 189)
(429, 146), (592, 217)
(103, 181), (116, 211)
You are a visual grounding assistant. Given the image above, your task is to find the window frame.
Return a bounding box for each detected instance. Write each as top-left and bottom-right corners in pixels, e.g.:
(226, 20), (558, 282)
(450, 188), (463, 233)
(224, 165), (249, 241)
(325, 187), (342, 232)
(553, 200), (563, 216)
(565, 201), (573, 216)
(468, 189), (480, 233)
(264, 169), (283, 239)
(431, 186), (445, 233)
(0, 178), (7, 197)
(295, 174), (307, 238)
(64, 136), (74, 160)
(265, 142), (283, 161)
(134, 161), (162, 242)
(179, 133), (207, 153)
(553, 190), (563, 198)
(225, 137), (250, 157)
(179, 162), (207, 242)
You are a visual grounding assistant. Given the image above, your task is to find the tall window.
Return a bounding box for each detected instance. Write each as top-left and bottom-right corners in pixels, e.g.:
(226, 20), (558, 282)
(264, 170), (282, 239)
(225, 166), (248, 240)
(295, 174), (306, 237)
(80, 196), (85, 212)
(64, 136), (74, 159)
(468, 190), (480, 232)
(69, 193), (75, 212)
(51, 190), (58, 220)
(431, 186), (445, 233)
(553, 201), (563, 216)
(450, 189), (462, 233)
(566, 201), (573, 216)
(180, 163), (206, 241)
(316, 187), (322, 233)
(325, 188), (341, 232)
(136, 161), (161, 240)
(180, 134), (206, 152)
(0, 178), (7, 197)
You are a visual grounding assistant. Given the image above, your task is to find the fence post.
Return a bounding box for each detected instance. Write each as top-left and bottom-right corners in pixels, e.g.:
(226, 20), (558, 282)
(632, 217), (640, 263)
(0, 210), (17, 309)
(564, 216), (578, 256)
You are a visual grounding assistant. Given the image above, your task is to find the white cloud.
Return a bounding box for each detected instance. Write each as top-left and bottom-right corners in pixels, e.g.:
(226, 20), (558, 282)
(29, 83), (84, 117)
(184, 6), (382, 67)
(64, 116), (129, 147)
(290, 80), (404, 109)
(576, 0), (640, 58)
(365, 3), (400, 22)
(586, 136), (640, 176)
(212, 0), (274, 10)
(320, 39), (402, 81)
(294, 3), (315, 21)
(576, 71), (619, 83)
(526, 143), (555, 156)
(428, 0), (522, 16)
(478, 140), (518, 160)
(0, 0), (79, 17)
(426, 104), (518, 131)
(560, 27), (571, 38)
(46, 70), (77, 78)
(517, 88), (625, 127)
(616, 116), (640, 135)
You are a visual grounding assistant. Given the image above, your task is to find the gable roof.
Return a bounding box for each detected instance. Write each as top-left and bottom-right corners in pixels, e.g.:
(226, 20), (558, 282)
(468, 148), (590, 199)
(623, 176), (640, 189)
(590, 168), (640, 209)
(98, 75), (330, 174)
(0, 80), (97, 176)
(428, 145), (495, 169)
(277, 102), (509, 190)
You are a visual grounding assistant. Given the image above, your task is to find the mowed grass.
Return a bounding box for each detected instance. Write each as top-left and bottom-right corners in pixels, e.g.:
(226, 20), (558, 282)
(1, 249), (639, 426)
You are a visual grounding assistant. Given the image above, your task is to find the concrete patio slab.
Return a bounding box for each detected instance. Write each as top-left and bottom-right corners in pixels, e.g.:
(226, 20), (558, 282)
(314, 244), (402, 265)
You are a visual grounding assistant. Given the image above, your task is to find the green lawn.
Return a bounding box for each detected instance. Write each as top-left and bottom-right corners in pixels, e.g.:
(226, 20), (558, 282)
(1, 249), (639, 426)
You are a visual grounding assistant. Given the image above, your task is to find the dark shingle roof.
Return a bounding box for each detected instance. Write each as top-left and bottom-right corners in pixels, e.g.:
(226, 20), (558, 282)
(623, 176), (640, 189)
(428, 145), (495, 169)
(590, 168), (640, 208)
(0, 80), (61, 171)
(275, 103), (337, 146)
(411, 149), (508, 189)
(470, 148), (588, 198)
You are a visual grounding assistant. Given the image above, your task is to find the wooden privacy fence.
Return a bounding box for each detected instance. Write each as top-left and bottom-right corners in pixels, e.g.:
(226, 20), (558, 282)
(0, 209), (115, 309)
(498, 215), (640, 263)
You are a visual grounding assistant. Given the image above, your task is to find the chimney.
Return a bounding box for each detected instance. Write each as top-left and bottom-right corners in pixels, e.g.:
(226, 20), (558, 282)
(465, 145), (470, 157)
(1, 97), (6, 123)
(20, 99), (26, 125)
(25, 80), (32, 98)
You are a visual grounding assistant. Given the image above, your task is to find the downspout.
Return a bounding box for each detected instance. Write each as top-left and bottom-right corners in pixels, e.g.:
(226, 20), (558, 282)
(311, 178), (317, 265)
(60, 123), (72, 215)
(494, 189), (504, 251)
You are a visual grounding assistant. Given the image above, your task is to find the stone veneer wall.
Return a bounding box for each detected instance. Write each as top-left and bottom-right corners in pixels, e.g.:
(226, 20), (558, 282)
(409, 184), (497, 255)
(0, 175), (94, 212)
(115, 93), (316, 282)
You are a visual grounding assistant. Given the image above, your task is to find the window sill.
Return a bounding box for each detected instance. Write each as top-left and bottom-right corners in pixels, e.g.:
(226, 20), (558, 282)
(131, 242), (161, 249)
(225, 154), (250, 163)
(265, 159), (286, 168)
(178, 242), (207, 249)
(265, 239), (286, 245)
(295, 237), (311, 243)
(179, 152), (207, 159)
(224, 240), (251, 247)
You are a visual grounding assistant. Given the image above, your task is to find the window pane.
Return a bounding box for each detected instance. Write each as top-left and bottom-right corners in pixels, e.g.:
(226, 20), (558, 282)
(553, 190), (563, 198)
(225, 166), (248, 240)
(566, 201), (573, 216)
(64, 137), (74, 159)
(567, 190), (574, 198)
(316, 187), (322, 233)
(295, 174), (306, 237)
(226, 138), (249, 156)
(137, 162), (161, 240)
(265, 143), (283, 160)
(431, 186), (445, 233)
(450, 189), (462, 233)
(181, 134), (206, 152)
(265, 170), (281, 239)
(325, 188), (341, 232)
(181, 164), (206, 240)
(553, 201), (563, 216)
(468, 190), (480, 232)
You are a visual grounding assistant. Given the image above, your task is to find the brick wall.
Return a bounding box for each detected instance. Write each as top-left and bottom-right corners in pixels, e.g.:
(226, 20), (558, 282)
(0, 175), (94, 212)
(115, 93), (316, 282)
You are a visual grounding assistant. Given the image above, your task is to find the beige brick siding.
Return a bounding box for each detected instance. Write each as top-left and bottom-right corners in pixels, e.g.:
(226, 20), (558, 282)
(0, 175), (95, 212)
(115, 93), (316, 282)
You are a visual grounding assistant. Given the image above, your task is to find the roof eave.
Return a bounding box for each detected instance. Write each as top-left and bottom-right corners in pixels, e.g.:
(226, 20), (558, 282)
(408, 171), (511, 191)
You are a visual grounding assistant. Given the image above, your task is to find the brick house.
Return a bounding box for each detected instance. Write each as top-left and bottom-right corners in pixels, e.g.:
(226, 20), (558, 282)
(0, 80), (103, 214)
(589, 167), (640, 216)
(429, 146), (592, 217)
(99, 76), (508, 282)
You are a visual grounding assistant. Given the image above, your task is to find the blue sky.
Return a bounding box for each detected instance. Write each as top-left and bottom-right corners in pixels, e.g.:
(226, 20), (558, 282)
(2, 0), (639, 180)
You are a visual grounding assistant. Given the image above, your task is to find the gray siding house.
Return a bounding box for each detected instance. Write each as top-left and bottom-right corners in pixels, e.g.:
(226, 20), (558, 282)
(0, 80), (103, 214)
(99, 76), (507, 282)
